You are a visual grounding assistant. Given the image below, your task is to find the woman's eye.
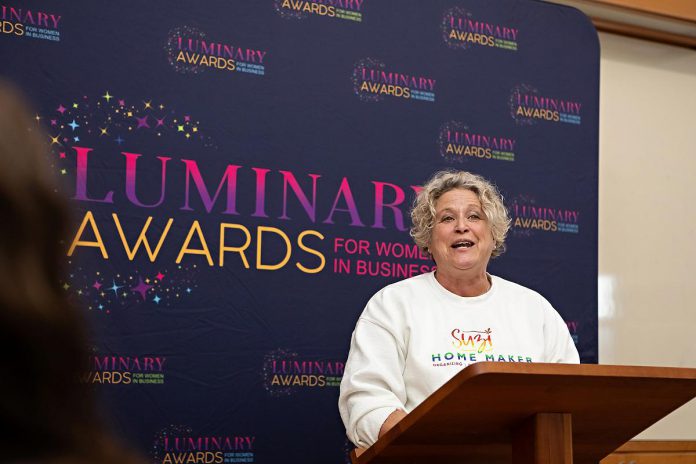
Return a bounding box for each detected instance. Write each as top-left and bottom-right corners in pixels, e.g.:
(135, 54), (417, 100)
(441, 216), (453, 222)
(468, 214), (481, 220)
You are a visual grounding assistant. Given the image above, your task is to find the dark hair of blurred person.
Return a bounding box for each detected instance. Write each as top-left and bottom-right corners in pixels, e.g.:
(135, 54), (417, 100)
(0, 82), (143, 463)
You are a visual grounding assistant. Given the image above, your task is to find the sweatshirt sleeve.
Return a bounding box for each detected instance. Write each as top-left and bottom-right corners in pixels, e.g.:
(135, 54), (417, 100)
(541, 297), (580, 364)
(339, 293), (408, 448)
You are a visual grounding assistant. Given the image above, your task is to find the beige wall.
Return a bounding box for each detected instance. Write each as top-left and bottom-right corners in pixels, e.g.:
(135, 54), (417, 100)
(598, 31), (696, 439)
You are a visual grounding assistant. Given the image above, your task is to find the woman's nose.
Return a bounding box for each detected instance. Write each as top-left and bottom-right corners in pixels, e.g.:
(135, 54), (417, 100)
(454, 217), (469, 233)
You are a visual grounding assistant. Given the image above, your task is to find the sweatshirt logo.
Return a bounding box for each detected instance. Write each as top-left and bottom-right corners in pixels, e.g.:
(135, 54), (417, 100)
(451, 328), (493, 352)
(431, 329), (534, 367)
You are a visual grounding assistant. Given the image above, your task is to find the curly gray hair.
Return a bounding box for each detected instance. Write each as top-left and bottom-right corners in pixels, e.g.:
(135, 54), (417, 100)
(410, 170), (511, 258)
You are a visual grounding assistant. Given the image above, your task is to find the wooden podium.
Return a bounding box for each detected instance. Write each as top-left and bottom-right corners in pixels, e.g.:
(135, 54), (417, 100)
(350, 363), (696, 464)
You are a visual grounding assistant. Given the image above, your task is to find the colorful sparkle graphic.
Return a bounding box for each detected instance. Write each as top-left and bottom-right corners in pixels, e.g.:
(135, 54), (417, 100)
(40, 91), (215, 161)
(61, 263), (200, 314)
(441, 6), (473, 50)
(351, 57), (386, 103)
(438, 120), (469, 164)
(273, 0), (308, 20)
(509, 83), (539, 126)
(510, 194), (539, 238)
(262, 348), (298, 397)
(165, 25), (207, 74)
(151, 424), (193, 463)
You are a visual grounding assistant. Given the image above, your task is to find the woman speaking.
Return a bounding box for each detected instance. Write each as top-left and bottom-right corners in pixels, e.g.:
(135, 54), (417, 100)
(338, 170), (579, 448)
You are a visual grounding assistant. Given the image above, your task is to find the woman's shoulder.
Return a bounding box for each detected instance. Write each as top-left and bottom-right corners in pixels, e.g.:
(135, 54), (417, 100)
(490, 274), (548, 303)
(360, 272), (434, 321)
(373, 271), (434, 300)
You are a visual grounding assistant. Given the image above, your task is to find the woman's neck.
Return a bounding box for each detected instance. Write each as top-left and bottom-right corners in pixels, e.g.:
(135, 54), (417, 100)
(434, 269), (491, 297)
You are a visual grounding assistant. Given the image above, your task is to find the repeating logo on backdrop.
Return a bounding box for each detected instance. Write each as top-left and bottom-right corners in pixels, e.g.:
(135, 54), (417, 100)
(274, 0), (364, 22)
(166, 26), (266, 76)
(352, 58), (436, 103)
(263, 349), (344, 396)
(1, 4), (61, 41)
(441, 7), (518, 51)
(438, 121), (516, 163)
(152, 425), (255, 464)
(510, 194), (580, 235)
(84, 350), (166, 385)
(510, 84), (582, 125)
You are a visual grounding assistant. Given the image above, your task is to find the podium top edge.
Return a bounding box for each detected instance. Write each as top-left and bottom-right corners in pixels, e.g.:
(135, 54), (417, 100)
(461, 362), (696, 380)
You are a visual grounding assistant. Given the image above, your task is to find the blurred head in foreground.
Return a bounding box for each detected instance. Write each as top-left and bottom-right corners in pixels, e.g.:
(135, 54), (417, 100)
(0, 81), (141, 463)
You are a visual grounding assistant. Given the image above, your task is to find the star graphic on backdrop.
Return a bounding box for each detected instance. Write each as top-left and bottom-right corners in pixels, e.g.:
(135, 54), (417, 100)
(98, 304), (104, 310)
(144, 100), (152, 109)
(68, 119), (79, 131)
(184, 115), (190, 122)
(136, 115), (150, 128)
(59, 152), (66, 159)
(107, 280), (123, 297)
(93, 281), (102, 290)
(114, 135), (125, 145)
(57, 104), (66, 114)
(50, 135), (61, 145)
(62, 283), (70, 291)
(153, 295), (161, 304)
(73, 136), (80, 142)
(50, 119), (57, 126)
(131, 277), (154, 301)
(155, 117), (165, 127)
(156, 272), (165, 281)
(99, 127), (109, 136)
(177, 125), (184, 132)
(34, 114), (41, 122)
(103, 91), (113, 102)
(118, 99), (125, 106)
(185, 133), (190, 139)
(192, 127), (198, 132)
(186, 287), (192, 294)
(72, 103), (78, 109)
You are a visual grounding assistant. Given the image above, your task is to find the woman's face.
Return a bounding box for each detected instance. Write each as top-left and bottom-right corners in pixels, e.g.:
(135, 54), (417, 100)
(428, 188), (495, 278)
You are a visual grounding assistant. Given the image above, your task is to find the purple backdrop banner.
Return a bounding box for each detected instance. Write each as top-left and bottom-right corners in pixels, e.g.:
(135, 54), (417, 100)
(1, 0), (598, 462)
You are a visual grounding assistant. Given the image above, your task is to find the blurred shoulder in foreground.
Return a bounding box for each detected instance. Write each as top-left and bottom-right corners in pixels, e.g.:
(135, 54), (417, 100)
(0, 81), (145, 464)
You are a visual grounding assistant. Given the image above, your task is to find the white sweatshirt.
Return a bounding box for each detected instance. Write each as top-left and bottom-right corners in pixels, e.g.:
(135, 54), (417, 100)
(339, 271), (580, 448)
